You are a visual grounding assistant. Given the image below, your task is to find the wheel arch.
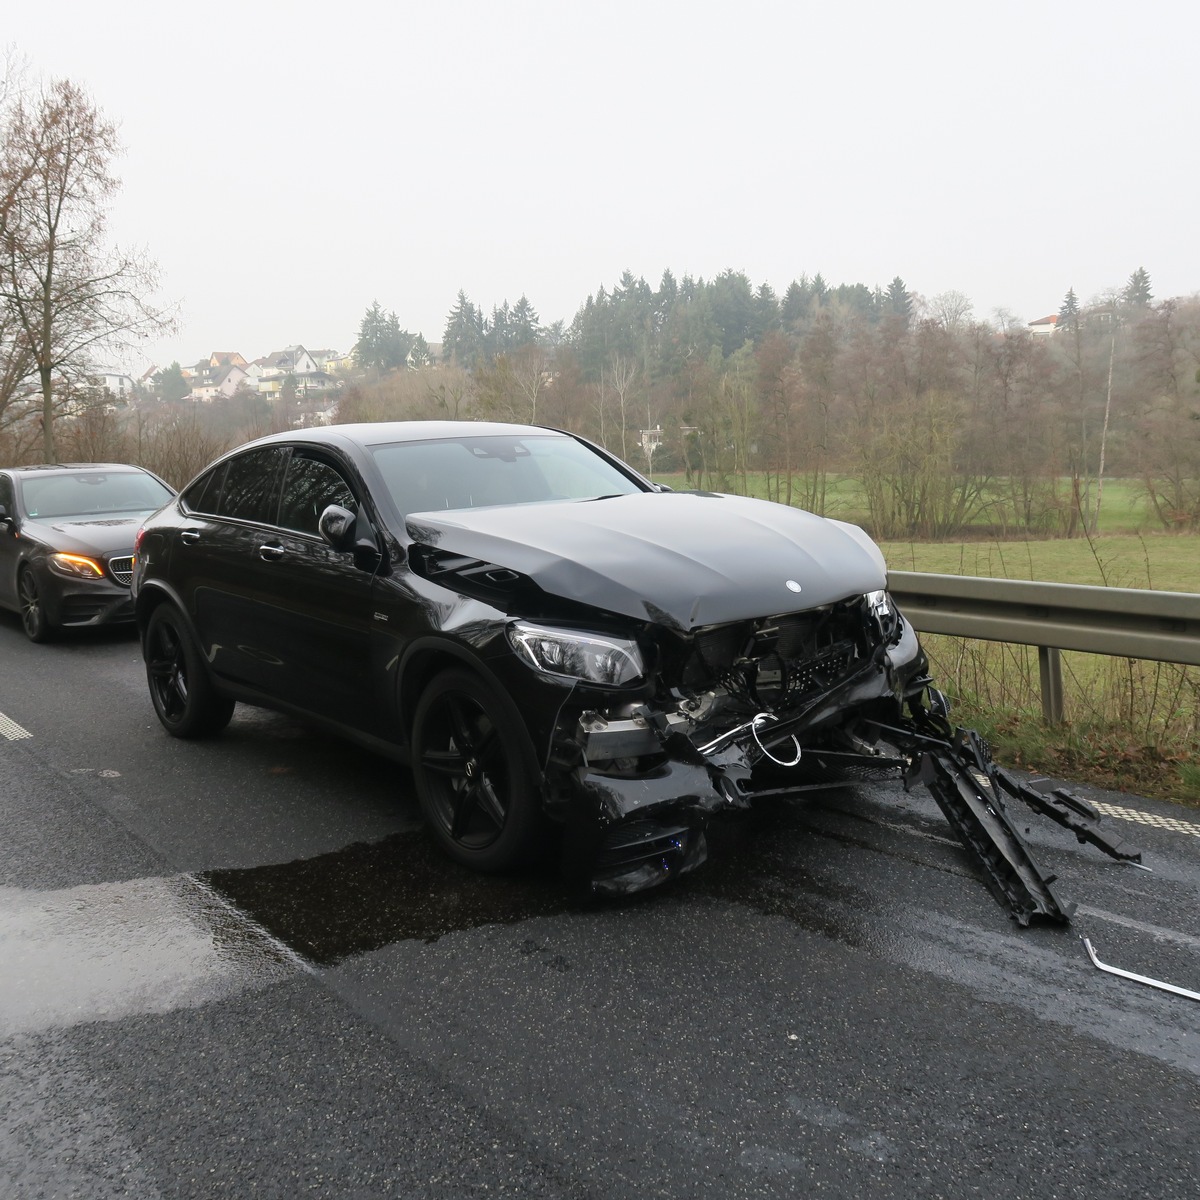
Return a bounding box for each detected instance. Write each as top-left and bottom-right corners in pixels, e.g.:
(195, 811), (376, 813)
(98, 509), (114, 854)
(397, 638), (543, 782)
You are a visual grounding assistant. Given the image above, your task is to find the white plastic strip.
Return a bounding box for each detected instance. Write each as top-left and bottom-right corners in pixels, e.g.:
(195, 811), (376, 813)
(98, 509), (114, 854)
(1081, 937), (1200, 1002)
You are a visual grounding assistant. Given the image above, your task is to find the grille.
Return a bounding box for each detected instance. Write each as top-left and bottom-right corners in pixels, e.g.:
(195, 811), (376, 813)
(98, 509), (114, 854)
(109, 555), (134, 586)
(594, 819), (693, 873)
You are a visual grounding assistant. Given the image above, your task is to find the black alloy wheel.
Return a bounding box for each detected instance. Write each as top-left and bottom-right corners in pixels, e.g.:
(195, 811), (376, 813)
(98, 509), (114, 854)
(18, 567), (51, 643)
(412, 668), (542, 872)
(144, 605), (235, 738)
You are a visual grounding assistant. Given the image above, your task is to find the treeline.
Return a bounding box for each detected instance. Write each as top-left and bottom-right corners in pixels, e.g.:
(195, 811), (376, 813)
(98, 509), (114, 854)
(342, 266), (1200, 537)
(8, 260), (1198, 542)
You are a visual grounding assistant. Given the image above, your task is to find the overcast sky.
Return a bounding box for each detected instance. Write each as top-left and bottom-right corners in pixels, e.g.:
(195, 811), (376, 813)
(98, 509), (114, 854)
(7, 0), (1197, 373)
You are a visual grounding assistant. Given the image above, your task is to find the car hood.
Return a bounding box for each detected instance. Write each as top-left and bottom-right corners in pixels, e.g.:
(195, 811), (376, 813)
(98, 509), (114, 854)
(25, 516), (143, 557)
(406, 491), (888, 628)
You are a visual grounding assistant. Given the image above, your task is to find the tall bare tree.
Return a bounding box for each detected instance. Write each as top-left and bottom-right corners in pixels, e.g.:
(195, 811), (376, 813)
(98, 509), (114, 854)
(0, 78), (171, 460)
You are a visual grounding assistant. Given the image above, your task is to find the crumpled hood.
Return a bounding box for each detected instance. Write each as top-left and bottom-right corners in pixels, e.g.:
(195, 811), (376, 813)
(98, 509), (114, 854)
(407, 491), (888, 628)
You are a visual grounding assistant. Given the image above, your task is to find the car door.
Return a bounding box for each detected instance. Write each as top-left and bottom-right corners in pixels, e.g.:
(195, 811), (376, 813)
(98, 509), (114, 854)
(180, 445), (289, 693)
(245, 448), (380, 731)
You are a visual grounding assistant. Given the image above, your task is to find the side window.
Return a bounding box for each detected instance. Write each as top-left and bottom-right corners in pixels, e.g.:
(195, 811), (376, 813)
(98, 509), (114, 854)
(0, 474), (13, 515)
(181, 464), (226, 515)
(277, 455), (357, 536)
(217, 448), (286, 523)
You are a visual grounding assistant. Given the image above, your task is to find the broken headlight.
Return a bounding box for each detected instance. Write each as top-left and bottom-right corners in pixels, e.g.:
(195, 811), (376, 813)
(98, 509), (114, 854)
(508, 622), (644, 686)
(865, 589), (900, 639)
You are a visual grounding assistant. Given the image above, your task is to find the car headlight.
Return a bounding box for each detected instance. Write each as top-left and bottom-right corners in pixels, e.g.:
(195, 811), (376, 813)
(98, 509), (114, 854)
(508, 622), (644, 685)
(865, 589), (901, 638)
(49, 552), (106, 579)
(865, 589), (892, 619)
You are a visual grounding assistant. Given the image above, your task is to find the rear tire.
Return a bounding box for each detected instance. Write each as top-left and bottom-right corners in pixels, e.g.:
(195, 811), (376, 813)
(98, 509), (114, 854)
(412, 667), (543, 872)
(144, 605), (234, 738)
(18, 568), (52, 643)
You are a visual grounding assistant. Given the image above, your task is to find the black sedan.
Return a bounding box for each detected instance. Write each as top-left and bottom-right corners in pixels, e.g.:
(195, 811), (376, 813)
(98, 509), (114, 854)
(0, 463), (175, 642)
(132, 422), (935, 893)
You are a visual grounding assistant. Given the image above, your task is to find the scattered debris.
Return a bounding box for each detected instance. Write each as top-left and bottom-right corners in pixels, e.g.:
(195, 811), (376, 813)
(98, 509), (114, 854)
(1081, 937), (1200, 1001)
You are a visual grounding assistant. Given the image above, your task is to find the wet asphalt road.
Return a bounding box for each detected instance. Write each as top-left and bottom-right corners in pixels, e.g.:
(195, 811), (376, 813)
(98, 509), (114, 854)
(1, 614), (1198, 1199)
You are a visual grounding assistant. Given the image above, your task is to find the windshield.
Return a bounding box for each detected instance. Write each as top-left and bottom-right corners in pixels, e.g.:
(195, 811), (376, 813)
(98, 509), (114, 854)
(370, 434), (644, 514)
(20, 471), (173, 520)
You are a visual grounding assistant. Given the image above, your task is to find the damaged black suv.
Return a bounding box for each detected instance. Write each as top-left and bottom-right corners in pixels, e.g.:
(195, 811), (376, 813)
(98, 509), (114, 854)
(133, 421), (937, 894)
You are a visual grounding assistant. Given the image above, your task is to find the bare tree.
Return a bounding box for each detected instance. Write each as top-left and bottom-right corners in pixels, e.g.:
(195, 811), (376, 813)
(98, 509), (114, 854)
(0, 78), (172, 461)
(926, 290), (974, 332)
(604, 351), (639, 460)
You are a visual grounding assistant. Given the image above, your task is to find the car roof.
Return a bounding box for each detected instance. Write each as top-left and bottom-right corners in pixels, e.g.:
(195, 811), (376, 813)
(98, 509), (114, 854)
(5, 462), (151, 475)
(238, 421), (570, 452)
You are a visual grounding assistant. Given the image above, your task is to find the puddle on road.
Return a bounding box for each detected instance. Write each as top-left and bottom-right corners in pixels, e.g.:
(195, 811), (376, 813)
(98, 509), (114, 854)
(199, 800), (876, 967)
(0, 875), (296, 1036)
(202, 830), (578, 965)
(0, 799), (886, 1038)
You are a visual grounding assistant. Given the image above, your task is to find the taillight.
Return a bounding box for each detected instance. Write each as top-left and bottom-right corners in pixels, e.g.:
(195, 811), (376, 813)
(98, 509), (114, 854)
(134, 526), (146, 553)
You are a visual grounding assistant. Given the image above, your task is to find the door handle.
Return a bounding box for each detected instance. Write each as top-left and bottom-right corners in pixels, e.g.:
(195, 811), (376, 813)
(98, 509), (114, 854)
(258, 543), (285, 561)
(180, 529), (200, 545)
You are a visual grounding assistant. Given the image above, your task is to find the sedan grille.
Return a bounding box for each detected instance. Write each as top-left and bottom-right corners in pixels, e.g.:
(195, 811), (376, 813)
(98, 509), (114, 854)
(108, 555), (134, 586)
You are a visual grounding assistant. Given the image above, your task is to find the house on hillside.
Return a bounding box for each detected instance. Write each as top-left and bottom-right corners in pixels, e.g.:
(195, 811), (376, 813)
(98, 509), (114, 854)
(1028, 314), (1058, 336)
(90, 370), (137, 399)
(189, 363), (250, 401)
(255, 345), (332, 397)
(187, 351), (252, 400)
(207, 350), (248, 369)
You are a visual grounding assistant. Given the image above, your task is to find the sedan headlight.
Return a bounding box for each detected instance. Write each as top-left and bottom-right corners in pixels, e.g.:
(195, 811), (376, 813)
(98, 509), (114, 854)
(508, 622), (644, 686)
(49, 552), (106, 579)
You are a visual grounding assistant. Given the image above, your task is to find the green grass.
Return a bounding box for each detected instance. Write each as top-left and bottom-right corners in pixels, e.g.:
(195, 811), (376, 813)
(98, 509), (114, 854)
(878, 534), (1200, 592)
(656, 472), (1164, 537)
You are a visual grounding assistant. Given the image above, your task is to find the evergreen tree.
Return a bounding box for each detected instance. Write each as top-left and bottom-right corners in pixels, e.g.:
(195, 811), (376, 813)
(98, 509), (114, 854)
(1122, 267), (1153, 309)
(510, 295), (541, 349)
(155, 361), (189, 402)
(354, 301), (413, 373)
(709, 269), (757, 356)
(753, 283), (781, 339)
(780, 278), (812, 329)
(442, 290), (484, 368)
(885, 276), (913, 325)
(1058, 287), (1080, 331)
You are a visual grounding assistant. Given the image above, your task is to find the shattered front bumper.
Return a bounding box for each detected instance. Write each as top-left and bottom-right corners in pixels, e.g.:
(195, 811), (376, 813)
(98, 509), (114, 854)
(563, 625), (931, 896)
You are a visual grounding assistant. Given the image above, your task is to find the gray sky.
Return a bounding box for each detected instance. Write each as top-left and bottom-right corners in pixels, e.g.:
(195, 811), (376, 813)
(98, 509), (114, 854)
(7, 0), (1197, 373)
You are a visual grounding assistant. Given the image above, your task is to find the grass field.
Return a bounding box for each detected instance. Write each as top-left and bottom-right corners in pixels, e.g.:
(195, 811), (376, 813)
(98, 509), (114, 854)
(878, 533), (1200, 593)
(656, 472), (1166, 538)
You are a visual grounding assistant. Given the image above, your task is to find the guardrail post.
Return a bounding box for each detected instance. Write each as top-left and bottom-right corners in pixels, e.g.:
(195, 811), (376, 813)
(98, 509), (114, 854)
(1038, 646), (1064, 724)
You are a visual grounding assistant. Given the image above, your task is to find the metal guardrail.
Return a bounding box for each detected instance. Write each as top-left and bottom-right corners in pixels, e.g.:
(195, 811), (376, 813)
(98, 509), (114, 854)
(887, 571), (1200, 723)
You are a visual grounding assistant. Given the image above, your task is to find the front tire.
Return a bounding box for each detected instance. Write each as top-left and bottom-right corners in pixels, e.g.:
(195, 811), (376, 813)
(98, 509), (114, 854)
(144, 605), (234, 738)
(411, 668), (543, 872)
(19, 567), (52, 643)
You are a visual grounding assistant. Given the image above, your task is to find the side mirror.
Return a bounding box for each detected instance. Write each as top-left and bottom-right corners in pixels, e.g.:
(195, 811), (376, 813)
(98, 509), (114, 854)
(318, 504), (356, 552)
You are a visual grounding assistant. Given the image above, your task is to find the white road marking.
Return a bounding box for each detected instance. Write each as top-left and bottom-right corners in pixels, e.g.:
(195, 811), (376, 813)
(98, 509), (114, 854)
(1091, 800), (1200, 837)
(1077, 905), (1200, 950)
(0, 711), (32, 740)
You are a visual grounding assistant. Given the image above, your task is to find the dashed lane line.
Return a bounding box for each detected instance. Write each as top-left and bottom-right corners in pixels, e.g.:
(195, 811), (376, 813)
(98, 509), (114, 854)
(0, 711), (32, 741)
(1091, 800), (1200, 838)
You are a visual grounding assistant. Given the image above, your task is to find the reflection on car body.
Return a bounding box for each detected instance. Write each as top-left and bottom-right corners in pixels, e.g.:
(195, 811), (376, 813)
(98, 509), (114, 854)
(132, 421), (941, 895)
